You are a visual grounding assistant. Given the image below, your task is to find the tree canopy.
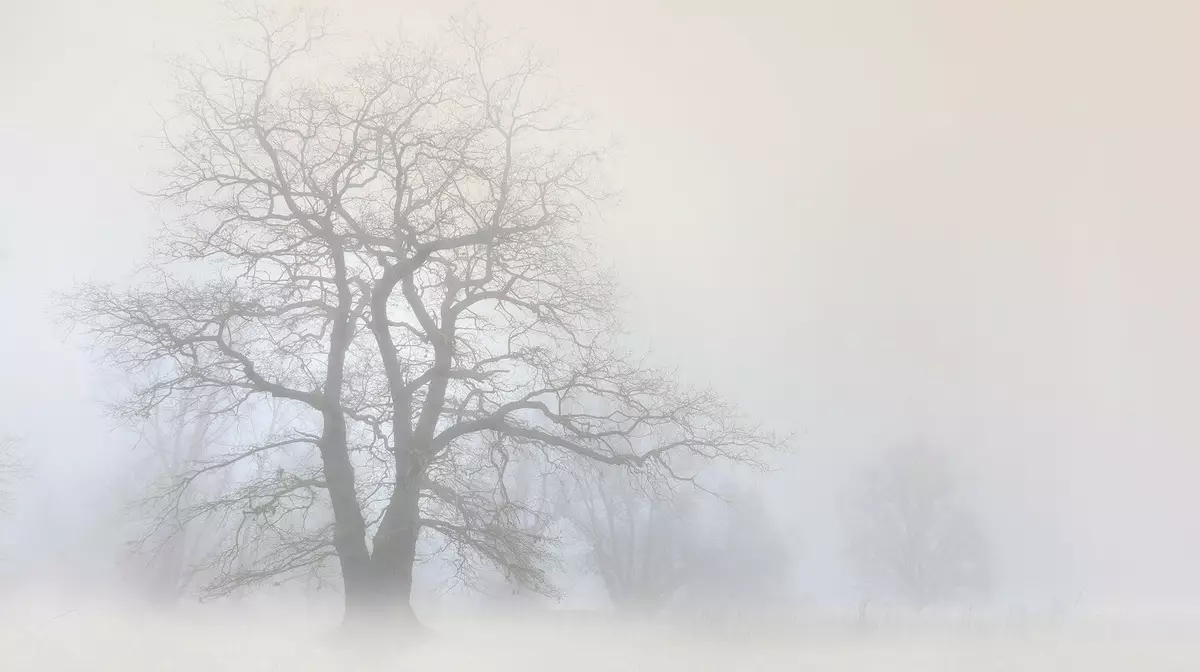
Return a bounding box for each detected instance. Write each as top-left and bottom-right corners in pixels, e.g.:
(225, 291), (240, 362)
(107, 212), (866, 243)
(68, 7), (782, 626)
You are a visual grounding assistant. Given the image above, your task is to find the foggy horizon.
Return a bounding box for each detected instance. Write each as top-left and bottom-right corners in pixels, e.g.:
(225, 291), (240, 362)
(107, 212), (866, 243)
(3, 0), (1200, 668)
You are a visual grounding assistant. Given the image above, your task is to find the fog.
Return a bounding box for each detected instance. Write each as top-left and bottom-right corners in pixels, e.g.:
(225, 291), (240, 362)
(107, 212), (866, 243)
(3, 0), (1200, 667)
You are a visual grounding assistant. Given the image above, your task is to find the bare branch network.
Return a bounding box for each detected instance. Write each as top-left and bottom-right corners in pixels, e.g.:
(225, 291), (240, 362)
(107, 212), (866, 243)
(66, 7), (784, 621)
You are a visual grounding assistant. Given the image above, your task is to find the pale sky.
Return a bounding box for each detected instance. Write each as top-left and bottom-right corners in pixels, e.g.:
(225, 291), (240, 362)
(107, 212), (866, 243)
(4, 0), (1200, 606)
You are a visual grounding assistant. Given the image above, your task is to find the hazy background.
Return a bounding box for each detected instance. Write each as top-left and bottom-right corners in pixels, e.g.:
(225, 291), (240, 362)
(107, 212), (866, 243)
(3, 0), (1200, 611)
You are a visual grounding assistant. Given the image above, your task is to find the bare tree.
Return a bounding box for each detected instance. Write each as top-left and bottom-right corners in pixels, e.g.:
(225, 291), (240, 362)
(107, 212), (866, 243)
(121, 392), (246, 605)
(842, 442), (990, 610)
(67, 6), (782, 627)
(477, 451), (559, 608)
(0, 436), (27, 515)
(674, 483), (792, 622)
(559, 464), (699, 613)
(561, 470), (790, 620)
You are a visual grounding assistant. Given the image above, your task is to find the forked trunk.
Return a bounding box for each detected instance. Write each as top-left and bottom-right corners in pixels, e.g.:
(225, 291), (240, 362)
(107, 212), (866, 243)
(315, 409), (380, 627)
(341, 574), (419, 629)
(346, 474), (422, 628)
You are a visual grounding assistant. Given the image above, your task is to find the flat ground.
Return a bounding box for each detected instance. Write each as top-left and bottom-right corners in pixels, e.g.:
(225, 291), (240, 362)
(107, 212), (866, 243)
(1, 599), (1197, 670)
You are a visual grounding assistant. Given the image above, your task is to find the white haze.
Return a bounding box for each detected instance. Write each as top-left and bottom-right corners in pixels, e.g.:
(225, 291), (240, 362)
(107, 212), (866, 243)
(2, 594), (1198, 670)
(3, 0), (1200, 667)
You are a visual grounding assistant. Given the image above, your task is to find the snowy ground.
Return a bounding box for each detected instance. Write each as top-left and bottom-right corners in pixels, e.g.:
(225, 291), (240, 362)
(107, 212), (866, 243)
(1, 596), (1198, 670)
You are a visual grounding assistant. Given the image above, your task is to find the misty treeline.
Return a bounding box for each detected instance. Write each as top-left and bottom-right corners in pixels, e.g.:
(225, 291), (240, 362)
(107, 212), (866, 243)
(49, 5), (992, 628)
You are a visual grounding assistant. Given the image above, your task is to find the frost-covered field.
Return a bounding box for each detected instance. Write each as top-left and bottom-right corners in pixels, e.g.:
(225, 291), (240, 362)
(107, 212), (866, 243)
(2, 596), (1198, 670)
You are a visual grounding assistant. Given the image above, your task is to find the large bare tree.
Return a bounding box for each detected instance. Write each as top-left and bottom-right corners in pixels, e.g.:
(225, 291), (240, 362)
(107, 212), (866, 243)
(68, 7), (780, 627)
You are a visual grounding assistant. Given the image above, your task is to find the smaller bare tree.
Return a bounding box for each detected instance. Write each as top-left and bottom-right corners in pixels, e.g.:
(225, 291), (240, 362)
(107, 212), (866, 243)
(842, 442), (990, 611)
(475, 450), (559, 608)
(559, 464), (700, 614)
(0, 436), (28, 515)
(674, 483), (791, 622)
(122, 393), (237, 605)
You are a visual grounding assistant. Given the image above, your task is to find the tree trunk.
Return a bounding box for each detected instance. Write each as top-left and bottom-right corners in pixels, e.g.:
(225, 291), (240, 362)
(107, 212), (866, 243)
(317, 408), (376, 626)
(357, 473), (422, 627)
(320, 259), (386, 628)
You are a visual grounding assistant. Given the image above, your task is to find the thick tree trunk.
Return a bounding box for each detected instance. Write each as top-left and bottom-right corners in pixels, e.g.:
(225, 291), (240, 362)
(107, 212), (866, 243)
(356, 473), (422, 627)
(321, 248), (392, 628)
(316, 408), (376, 626)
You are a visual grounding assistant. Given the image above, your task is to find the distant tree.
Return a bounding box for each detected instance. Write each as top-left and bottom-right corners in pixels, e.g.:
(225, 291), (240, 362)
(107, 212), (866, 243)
(0, 436), (30, 514)
(675, 483), (791, 619)
(66, 6), (782, 628)
(476, 451), (558, 608)
(559, 464), (698, 613)
(560, 468), (791, 619)
(842, 442), (990, 610)
(123, 393), (237, 605)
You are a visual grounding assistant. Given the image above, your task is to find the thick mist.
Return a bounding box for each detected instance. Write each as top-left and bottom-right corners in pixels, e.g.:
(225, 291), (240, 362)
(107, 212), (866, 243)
(3, 0), (1200, 667)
